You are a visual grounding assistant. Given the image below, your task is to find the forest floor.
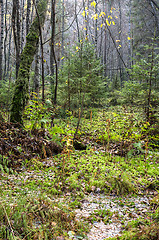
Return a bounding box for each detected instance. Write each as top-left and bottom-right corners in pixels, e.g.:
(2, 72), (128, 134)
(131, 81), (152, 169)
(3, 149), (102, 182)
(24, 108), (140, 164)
(0, 106), (159, 240)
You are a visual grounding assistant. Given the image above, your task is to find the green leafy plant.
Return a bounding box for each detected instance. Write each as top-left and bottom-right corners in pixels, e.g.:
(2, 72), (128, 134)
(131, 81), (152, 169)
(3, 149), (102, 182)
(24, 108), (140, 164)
(0, 154), (13, 174)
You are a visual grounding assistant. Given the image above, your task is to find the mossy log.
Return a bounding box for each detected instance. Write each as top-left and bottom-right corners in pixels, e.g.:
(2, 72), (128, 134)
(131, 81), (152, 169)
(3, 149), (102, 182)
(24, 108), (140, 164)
(10, 0), (48, 124)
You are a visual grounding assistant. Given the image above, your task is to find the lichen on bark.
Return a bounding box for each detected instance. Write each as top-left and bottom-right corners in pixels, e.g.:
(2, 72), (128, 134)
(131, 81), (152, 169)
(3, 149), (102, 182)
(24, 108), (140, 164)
(10, 0), (48, 124)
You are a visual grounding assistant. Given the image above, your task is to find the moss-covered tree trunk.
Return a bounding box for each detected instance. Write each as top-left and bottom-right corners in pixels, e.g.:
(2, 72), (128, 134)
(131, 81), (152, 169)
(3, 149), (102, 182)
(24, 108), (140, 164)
(10, 0), (48, 124)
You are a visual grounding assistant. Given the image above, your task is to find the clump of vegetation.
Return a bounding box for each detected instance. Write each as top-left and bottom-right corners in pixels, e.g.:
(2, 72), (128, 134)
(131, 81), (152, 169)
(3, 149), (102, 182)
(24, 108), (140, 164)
(0, 154), (13, 174)
(107, 194), (159, 240)
(0, 194), (89, 240)
(108, 221), (159, 240)
(87, 209), (114, 224)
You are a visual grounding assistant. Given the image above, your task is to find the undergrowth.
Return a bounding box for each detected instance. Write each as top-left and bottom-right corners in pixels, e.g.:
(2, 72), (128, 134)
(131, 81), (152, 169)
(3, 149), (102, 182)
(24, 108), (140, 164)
(0, 193), (89, 239)
(0, 106), (158, 239)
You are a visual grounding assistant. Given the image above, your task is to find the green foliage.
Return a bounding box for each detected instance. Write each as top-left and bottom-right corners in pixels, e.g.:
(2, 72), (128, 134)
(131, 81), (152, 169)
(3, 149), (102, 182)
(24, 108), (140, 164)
(119, 81), (144, 105)
(23, 95), (49, 130)
(0, 154), (13, 174)
(0, 79), (14, 115)
(58, 40), (106, 109)
(108, 219), (159, 240)
(0, 194), (88, 239)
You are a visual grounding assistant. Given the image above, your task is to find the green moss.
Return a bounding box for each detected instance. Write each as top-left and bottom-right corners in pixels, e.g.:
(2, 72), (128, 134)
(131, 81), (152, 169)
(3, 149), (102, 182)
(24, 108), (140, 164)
(10, 0), (48, 124)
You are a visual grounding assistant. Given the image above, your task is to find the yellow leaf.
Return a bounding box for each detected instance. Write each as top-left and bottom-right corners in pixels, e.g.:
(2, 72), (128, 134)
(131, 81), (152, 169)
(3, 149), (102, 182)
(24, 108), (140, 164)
(99, 11), (106, 17)
(112, 21), (115, 25)
(82, 11), (85, 17)
(118, 45), (122, 48)
(85, 7), (88, 10)
(110, 10), (112, 13)
(106, 19), (110, 26)
(76, 46), (79, 50)
(127, 37), (131, 40)
(91, 14), (98, 20)
(115, 16), (118, 18)
(97, 27), (99, 30)
(80, 40), (83, 43)
(84, 27), (87, 30)
(61, 57), (64, 60)
(108, 15), (112, 19)
(116, 40), (120, 42)
(100, 24), (103, 27)
(43, 59), (46, 62)
(91, 1), (96, 8)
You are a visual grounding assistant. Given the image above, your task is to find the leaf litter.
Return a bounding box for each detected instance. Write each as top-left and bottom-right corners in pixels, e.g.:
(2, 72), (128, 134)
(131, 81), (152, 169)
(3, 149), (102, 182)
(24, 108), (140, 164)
(75, 193), (155, 240)
(1, 164), (158, 240)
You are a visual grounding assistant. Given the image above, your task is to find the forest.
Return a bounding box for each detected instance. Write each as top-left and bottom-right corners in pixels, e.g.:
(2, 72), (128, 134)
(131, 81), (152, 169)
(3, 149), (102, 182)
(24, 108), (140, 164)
(0, 0), (159, 239)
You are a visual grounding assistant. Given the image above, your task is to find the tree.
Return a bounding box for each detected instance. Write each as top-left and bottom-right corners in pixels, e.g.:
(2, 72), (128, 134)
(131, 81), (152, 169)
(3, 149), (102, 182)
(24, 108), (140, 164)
(26, 0), (31, 36)
(59, 41), (105, 109)
(10, 0), (48, 124)
(12, 0), (21, 79)
(132, 0), (159, 53)
(0, 0), (4, 83)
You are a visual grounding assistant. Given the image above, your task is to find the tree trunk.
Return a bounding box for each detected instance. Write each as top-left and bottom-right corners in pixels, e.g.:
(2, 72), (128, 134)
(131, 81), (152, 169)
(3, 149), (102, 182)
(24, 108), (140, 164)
(34, 44), (39, 96)
(0, 0), (4, 83)
(10, 0), (48, 124)
(50, 0), (55, 79)
(26, 0), (31, 36)
(75, 0), (80, 43)
(128, 0), (132, 69)
(118, 0), (123, 86)
(33, 0), (45, 102)
(12, 0), (21, 79)
(61, 0), (64, 65)
(50, 0), (58, 105)
(21, 0), (25, 51)
(7, 19), (12, 79)
(95, 0), (98, 55)
(3, 0), (7, 80)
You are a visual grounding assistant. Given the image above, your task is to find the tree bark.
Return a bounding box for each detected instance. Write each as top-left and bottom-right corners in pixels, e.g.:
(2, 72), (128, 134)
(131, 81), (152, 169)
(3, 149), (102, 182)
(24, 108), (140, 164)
(33, 0), (45, 102)
(75, 0), (80, 43)
(0, 0), (4, 83)
(61, 0), (64, 65)
(26, 0), (31, 36)
(12, 0), (21, 79)
(34, 44), (39, 95)
(3, 0), (7, 80)
(50, 0), (55, 77)
(10, 0), (48, 124)
(7, 19), (12, 79)
(21, 0), (25, 51)
(95, 0), (98, 55)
